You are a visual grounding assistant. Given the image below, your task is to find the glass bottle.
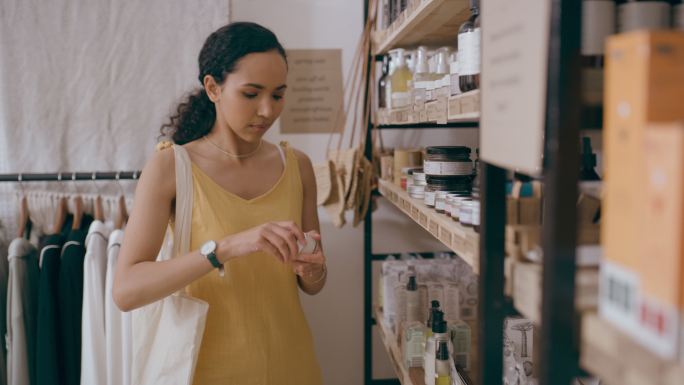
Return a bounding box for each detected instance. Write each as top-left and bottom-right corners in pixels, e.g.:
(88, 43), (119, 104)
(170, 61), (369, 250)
(448, 319), (472, 371)
(425, 313), (452, 385)
(389, 48), (413, 108)
(426, 300), (441, 339)
(406, 275), (420, 322)
(414, 46), (432, 82)
(378, 55), (390, 109)
(435, 47), (451, 78)
(435, 340), (452, 385)
(385, 53), (396, 109)
(458, 0), (481, 92)
(404, 322), (426, 368)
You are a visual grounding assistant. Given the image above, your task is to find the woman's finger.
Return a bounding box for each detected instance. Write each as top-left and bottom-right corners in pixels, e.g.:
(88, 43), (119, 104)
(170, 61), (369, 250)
(295, 252), (325, 264)
(256, 239), (285, 263)
(270, 224), (299, 260)
(275, 221), (306, 244)
(263, 230), (290, 262)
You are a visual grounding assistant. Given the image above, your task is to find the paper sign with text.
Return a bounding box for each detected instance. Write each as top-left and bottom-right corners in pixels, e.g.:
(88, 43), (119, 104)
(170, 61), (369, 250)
(280, 49), (343, 134)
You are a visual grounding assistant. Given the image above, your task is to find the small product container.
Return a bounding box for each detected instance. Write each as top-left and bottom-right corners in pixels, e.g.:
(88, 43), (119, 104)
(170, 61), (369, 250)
(459, 200), (474, 227)
(413, 171), (427, 186)
(451, 195), (472, 221)
(408, 184), (426, 200)
(435, 191), (451, 214)
(472, 199), (481, 232)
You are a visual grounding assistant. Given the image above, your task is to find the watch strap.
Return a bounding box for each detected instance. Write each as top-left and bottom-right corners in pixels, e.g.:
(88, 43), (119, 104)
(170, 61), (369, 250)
(206, 251), (222, 269)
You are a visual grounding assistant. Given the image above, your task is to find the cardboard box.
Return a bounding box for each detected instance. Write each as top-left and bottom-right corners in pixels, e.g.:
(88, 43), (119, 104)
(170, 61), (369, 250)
(448, 95), (462, 119)
(636, 123), (684, 359)
(460, 90), (480, 114)
(601, 31), (684, 338)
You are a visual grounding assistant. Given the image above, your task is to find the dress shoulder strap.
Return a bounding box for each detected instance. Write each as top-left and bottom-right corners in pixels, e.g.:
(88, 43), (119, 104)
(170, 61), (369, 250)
(277, 141), (288, 165)
(171, 144), (193, 257)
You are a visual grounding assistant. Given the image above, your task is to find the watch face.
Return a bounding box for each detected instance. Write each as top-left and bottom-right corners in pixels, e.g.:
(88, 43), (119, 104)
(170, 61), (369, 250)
(201, 240), (217, 256)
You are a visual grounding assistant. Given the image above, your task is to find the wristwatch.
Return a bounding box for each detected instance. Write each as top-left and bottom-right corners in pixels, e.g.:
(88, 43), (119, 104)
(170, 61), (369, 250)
(200, 240), (225, 276)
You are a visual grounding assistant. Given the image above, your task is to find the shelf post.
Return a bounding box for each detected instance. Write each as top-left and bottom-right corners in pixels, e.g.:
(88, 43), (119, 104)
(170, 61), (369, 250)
(478, 162), (506, 385)
(540, 0), (582, 384)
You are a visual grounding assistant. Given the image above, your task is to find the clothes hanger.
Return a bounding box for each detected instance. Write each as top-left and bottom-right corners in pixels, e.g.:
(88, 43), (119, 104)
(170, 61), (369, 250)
(114, 171), (128, 230)
(92, 172), (105, 222)
(51, 173), (68, 235)
(72, 173), (84, 230)
(17, 174), (32, 239)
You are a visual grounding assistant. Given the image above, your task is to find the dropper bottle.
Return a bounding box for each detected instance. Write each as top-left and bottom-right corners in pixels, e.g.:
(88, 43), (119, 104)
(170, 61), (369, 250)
(435, 340), (452, 385)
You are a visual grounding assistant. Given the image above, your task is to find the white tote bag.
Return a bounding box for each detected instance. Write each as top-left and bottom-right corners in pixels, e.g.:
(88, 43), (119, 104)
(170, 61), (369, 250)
(131, 145), (209, 385)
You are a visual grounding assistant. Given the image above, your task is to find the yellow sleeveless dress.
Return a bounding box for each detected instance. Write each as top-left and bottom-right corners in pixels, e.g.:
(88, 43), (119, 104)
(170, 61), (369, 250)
(185, 143), (322, 385)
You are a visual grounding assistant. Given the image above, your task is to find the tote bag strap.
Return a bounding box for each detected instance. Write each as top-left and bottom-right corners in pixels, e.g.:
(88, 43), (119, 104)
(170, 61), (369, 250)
(172, 144), (193, 257)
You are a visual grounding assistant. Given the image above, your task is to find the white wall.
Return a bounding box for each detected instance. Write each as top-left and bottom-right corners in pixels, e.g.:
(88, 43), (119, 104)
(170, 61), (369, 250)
(233, 1), (479, 384)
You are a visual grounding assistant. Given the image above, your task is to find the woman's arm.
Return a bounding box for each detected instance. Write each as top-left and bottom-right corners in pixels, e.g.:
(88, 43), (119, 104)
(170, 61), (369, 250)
(112, 148), (218, 311)
(293, 149), (327, 295)
(113, 147), (307, 311)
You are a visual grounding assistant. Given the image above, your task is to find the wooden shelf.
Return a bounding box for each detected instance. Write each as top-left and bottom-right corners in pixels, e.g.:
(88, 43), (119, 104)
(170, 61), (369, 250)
(373, 0), (472, 55)
(511, 261), (598, 324)
(377, 92), (481, 127)
(378, 179), (480, 274)
(375, 307), (426, 385)
(581, 314), (684, 385)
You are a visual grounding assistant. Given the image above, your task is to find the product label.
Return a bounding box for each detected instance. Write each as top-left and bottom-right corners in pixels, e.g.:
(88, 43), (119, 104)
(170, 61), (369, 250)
(392, 91), (411, 108)
(428, 283), (445, 307)
(424, 191), (436, 206)
(435, 199), (447, 212)
(444, 284), (461, 321)
(458, 29), (481, 76)
(424, 160), (473, 176)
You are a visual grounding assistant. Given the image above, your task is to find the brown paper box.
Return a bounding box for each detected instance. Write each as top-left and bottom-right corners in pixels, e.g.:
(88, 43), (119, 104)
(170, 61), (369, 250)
(636, 123), (684, 358)
(603, 31), (684, 274)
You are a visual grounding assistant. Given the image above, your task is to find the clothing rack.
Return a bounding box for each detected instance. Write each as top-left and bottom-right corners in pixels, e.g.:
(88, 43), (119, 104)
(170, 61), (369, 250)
(0, 171), (142, 182)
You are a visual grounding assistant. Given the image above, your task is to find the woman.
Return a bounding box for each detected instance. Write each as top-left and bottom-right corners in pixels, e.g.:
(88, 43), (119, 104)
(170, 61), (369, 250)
(113, 22), (325, 384)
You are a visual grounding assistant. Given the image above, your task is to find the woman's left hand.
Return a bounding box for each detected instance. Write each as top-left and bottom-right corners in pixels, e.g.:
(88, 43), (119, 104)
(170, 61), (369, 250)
(292, 231), (326, 281)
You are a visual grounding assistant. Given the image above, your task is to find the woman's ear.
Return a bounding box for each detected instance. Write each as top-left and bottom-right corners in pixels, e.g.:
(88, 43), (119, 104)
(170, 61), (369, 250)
(203, 75), (221, 102)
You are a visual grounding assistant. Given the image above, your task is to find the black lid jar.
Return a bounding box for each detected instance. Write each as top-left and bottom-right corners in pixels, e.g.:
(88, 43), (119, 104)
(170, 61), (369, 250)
(424, 146), (473, 176)
(426, 175), (473, 193)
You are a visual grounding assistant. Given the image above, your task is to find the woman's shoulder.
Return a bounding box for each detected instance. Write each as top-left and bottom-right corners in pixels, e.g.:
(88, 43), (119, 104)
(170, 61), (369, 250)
(281, 143), (312, 168)
(281, 144), (314, 186)
(139, 145), (176, 200)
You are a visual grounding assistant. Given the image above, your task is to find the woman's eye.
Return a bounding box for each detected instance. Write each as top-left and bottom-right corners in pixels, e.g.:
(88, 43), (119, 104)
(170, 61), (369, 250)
(243, 93), (258, 99)
(272, 95), (283, 101)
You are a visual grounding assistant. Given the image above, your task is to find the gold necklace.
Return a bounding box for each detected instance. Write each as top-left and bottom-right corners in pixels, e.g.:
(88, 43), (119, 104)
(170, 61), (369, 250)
(203, 135), (263, 159)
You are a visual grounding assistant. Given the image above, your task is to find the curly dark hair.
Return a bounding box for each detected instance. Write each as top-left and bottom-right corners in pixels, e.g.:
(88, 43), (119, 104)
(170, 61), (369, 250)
(160, 22), (287, 144)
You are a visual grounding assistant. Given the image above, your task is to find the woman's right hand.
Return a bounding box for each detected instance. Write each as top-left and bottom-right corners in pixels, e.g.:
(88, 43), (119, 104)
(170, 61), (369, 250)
(217, 221), (306, 263)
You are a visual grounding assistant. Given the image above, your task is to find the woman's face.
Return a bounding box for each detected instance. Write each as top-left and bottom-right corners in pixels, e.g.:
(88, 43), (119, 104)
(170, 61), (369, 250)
(207, 50), (288, 142)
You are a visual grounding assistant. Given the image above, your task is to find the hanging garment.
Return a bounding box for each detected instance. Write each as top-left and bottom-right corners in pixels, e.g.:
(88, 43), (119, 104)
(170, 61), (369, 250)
(35, 234), (64, 385)
(0, 231), (11, 385)
(105, 229), (129, 385)
(186, 142), (322, 385)
(6, 238), (39, 385)
(81, 221), (109, 385)
(58, 229), (87, 385)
